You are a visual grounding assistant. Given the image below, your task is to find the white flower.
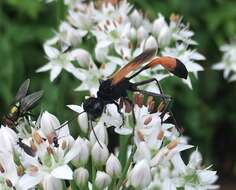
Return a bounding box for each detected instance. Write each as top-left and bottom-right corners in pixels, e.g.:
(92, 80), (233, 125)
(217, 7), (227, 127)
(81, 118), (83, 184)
(129, 159), (152, 189)
(212, 41), (236, 81)
(105, 153), (122, 178)
(71, 137), (90, 167)
(73, 167), (89, 187)
(37, 45), (79, 81)
(152, 14), (168, 36)
(91, 142), (109, 166)
(0, 126), (17, 154)
(90, 122), (108, 145)
(40, 111), (60, 136)
(145, 35), (158, 50)
(188, 148), (203, 169)
(95, 171), (112, 190)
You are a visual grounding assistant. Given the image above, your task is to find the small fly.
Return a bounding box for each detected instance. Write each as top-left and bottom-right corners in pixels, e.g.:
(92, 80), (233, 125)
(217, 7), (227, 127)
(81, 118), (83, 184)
(2, 79), (43, 128)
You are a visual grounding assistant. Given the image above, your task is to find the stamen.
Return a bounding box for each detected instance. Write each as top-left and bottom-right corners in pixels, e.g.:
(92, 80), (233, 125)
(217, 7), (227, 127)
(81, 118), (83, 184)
(47, 147), (54, 155)
(33, 132), (42, 144)
(124, 100), (131, 113)
(144, 116), (152, 125)
(137, 94), (144, 108)
(0, 163), (5, 173)
(167, 140), (178, 150)
(146, 96), (153, 107)
(158, 101), (166, 112)
(31, 142), (37, 153)
(61, 140), (67, 150)
(148, 101), (155, 112)
(157, 129), (164, 140)
(137, 130), (144, 141)
(47, 133), (56, 145)
(17, 165), (24, 176)
(6, 179), (13, 187)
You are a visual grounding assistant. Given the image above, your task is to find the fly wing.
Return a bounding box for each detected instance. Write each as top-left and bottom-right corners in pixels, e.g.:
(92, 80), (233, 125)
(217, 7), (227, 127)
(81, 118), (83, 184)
(14, 79), (30, 101)
(111, 48), (157, 85)
(20, 90), (44, 114)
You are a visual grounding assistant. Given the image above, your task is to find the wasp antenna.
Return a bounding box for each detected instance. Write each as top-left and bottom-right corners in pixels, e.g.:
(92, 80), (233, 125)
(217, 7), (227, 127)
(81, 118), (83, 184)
(56, 111), (86, 131)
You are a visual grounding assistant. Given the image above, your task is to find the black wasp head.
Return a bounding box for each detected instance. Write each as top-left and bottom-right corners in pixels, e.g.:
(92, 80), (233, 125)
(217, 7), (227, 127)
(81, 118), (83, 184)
(83, 97), (104, 120)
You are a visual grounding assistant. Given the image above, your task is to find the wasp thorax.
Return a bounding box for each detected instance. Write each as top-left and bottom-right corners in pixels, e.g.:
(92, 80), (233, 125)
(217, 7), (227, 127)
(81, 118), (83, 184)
(83, 97), (104, 120)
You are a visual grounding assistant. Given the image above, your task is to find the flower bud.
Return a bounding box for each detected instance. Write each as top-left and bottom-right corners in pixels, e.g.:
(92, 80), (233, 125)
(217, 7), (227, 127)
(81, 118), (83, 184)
(128, 27), (137, 41)
(73, 167), (89, 188)
(105, 154), (122, 178)
(91, 142), (109, 166)
(145, 35), (158, 50)
(158, 26), (171, 47)
(95, 171), (112, 189)
(129, 160), (152, 189)
(40, 111), (60, 136)
(72, 137), (90, 167)
(152, 14), (168, 36)
(130, 10), (142, 28)
(70, 49), (91, 68)
(137, 26), (148, 43)
(77, 112), (89, 134)
(90, 123), (108, 145)
(188, 148), (202, 169)
(95, 45), (109, 63)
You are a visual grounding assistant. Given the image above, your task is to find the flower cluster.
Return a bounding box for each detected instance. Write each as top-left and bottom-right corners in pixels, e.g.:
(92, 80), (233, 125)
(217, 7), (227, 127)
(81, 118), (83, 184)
(38, 0), (205, 92)
(0, 92), (218, 189)
(212, 40), (236, 82)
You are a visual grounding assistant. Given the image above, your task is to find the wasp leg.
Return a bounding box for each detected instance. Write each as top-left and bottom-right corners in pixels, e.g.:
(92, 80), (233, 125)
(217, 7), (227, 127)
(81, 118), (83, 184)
(111, 101), (125, 128)
(132, 86), (183, 134)
(88, 115), (103, 148)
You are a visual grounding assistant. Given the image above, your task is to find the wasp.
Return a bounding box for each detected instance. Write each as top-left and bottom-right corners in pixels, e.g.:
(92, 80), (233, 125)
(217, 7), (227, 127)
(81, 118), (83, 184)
(2, 79), (43, 128)
(57, 48), (187, 146)
(82, 48), (187, 124)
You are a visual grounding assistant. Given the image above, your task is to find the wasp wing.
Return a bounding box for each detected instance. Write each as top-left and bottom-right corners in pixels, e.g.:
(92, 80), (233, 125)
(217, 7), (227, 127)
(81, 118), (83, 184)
(20, 90), (43, 114)
(14, 79), (30, 102)
(111, 48), (157, 85)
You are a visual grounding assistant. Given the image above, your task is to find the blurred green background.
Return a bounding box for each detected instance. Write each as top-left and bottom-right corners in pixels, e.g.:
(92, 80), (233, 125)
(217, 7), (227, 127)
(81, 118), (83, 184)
(0, 0), (236, 188)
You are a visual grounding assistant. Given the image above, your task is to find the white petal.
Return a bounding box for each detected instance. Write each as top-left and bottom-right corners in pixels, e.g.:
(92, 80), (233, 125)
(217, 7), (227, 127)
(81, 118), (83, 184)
(42, 175), (63, 190)
(17, 173), (43, 190)
(50, 65), (62, 81)
(44, 45), (60, 59)
(36, 63), (52, 73)
(67, 105), (84, 113)
(51, 165), (73, 180)
(114, 127), (132, 135)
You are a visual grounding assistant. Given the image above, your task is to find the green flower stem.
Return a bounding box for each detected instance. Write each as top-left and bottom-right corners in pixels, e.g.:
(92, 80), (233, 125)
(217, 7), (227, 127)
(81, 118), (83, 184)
(118, 135), (130, 167)
(92, 160), (97, 190)
(116, 144), (137, 189)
